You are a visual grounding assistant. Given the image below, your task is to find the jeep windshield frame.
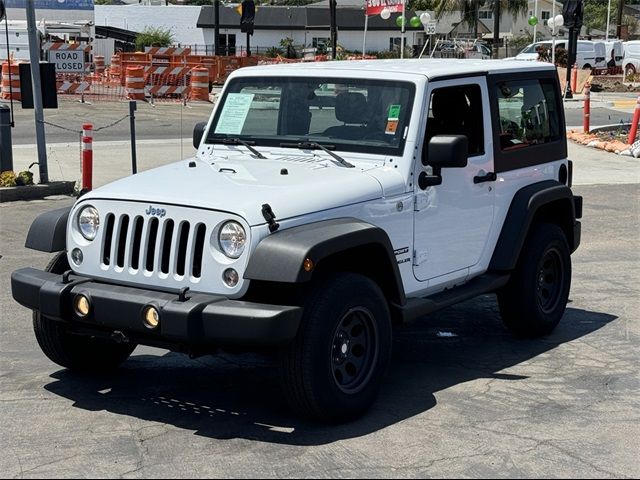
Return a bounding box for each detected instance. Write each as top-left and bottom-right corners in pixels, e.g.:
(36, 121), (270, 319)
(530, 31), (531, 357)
(205, 76), (416, 157)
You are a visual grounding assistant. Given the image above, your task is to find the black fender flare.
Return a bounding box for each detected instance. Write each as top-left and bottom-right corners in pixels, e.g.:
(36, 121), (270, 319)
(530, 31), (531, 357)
(244, 218), (406, 305)
(489, 180), (581, 272)
(25, 206), (71, 253)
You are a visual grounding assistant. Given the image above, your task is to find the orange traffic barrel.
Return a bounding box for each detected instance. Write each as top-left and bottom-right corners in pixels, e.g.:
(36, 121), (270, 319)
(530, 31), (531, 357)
(110, 54), (121, 76)
(125, 65), (146, 100)
(1, 62), (21, 101)
(94, 55), (105, 76)
(190, 65), (210, 102)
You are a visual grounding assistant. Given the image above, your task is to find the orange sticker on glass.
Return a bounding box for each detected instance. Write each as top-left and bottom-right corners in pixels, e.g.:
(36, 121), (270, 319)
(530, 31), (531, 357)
(385, 119), (399, 135)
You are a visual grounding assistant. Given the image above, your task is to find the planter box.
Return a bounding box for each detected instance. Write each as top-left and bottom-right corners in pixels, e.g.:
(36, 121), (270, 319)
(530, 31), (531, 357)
(0, 181), (76, 203)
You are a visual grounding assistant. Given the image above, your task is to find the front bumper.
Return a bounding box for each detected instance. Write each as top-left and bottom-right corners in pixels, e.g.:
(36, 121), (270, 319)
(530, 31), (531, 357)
(11, 268), (302, 348)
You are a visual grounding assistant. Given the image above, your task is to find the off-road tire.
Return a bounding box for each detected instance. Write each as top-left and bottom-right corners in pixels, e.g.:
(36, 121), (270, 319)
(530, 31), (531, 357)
(280, 273), (392, 422)
(33, 252), (136, 372)
(498, 223), (571, 338)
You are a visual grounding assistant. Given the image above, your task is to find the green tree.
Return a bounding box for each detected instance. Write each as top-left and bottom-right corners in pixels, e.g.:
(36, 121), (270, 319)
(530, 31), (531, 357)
(433, 0), (526, 40)
(134, 27), (174, 52)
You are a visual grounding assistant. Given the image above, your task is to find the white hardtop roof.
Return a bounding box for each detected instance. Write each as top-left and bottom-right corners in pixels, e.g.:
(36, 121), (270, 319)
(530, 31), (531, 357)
(237, 59), (556, 80)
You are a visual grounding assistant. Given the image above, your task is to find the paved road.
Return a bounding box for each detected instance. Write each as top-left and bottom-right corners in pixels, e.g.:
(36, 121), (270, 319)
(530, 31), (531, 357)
(0, 142), (638, 477)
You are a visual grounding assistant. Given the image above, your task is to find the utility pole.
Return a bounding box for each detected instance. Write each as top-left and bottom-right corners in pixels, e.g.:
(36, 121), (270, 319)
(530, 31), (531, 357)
(616, 0), (624, 39)
(214, 0), (221, 55)
(329, 0), (337, 59)
(25, 0), (48, 183)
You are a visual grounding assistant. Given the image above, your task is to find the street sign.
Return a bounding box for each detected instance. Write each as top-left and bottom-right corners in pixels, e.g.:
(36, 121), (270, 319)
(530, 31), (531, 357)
(425, 21), (437, 35)
(49, 49), (86, 73)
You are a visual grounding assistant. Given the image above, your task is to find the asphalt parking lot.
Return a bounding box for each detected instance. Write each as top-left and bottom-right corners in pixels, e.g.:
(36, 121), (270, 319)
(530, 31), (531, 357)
(1, 139), (638, 477)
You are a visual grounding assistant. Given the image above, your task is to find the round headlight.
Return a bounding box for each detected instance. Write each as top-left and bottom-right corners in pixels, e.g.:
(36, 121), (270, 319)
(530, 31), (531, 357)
(77, 205), (100, 241)
(218, 221), (246, 258)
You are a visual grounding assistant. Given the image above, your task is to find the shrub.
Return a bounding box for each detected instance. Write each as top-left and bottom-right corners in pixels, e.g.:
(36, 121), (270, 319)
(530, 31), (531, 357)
(135, 27), (174, 52)
(0, 171), (16, 187)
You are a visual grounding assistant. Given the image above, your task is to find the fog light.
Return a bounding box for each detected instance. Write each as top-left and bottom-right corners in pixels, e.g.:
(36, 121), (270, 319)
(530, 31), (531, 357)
(71, 248), (83, 266)
(74, 294), (91, 317)
(223, 268), (239, 287)
(142, 306), (160, 330)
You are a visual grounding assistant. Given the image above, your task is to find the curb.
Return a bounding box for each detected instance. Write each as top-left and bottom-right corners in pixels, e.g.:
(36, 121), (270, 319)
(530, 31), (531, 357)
(0, 181), (76, 203)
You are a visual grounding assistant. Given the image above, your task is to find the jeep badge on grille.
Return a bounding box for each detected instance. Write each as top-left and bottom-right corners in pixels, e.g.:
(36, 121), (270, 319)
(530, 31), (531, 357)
(145, 206), (167, 218)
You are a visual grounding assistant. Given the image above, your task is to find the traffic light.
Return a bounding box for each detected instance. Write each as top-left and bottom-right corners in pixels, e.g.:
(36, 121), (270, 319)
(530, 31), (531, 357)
(240, 0), (255, 35)
(1, 0), (6, 22)
(562, 0), (584, 30)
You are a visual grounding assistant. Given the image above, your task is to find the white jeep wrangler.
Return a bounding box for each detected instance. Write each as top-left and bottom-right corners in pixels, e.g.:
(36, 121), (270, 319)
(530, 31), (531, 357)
(12, 59), (582, 421)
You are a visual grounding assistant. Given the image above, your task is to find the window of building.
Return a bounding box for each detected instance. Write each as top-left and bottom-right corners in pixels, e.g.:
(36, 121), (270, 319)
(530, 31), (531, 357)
(479, 10), (493, 19)
(312, 37), (329, 49)
(389, 37), (405, 51)
(495, 79), (561, 151)
(425, 84), (484, 157)
(541, 10), (551, 20)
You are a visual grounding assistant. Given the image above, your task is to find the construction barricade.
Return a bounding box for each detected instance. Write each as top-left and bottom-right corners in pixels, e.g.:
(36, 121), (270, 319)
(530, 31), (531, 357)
(1, 61), (21, 101)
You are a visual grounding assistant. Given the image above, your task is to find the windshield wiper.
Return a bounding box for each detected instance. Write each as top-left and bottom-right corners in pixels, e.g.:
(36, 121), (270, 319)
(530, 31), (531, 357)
(280, 141), (354, 168)
(213, 137), (267, 159)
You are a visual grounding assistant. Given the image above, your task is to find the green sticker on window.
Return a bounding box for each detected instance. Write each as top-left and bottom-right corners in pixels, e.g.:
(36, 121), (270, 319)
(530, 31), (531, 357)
(388, 104), (401, 120)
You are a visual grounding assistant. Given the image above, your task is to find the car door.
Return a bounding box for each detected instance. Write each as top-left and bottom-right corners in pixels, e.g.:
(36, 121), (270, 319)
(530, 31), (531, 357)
(413, 77), (495, 284)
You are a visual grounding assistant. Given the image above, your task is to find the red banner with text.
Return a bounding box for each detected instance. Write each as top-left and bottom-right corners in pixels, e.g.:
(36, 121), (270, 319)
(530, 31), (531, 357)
(365, 0), (404, 17)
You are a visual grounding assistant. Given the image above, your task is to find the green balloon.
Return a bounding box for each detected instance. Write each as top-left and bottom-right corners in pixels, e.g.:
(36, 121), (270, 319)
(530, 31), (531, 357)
(528, 15), (538, 26)
(396, 15), (406, 28)
(410, 16), (421, 28)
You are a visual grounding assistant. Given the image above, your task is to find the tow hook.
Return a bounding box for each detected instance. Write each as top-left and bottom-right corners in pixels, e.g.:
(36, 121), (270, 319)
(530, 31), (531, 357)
(111, 330), (130, 344)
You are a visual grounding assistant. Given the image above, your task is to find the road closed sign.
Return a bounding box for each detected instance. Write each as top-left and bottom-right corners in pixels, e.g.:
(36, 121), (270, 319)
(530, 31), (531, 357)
(51, 50), (85, 73)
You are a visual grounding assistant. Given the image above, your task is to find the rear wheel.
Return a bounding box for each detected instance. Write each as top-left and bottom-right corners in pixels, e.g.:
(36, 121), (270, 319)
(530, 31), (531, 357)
(280, 273), (392, 422)
(33, 252), (136, 372)
(625, 64), (636, 76)
(498, 223), (572, 338)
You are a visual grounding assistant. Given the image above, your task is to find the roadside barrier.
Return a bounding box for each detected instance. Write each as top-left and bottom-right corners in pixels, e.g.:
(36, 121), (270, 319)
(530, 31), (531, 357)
(190, 66), (210, 102)
(583, 83), (591, 133)
(571, 64), (578, 94)
(628, 95), (640, 145)
(1, 61), (21, 101)
(126, 66), (146, 101)
(81, 123), (93, 191)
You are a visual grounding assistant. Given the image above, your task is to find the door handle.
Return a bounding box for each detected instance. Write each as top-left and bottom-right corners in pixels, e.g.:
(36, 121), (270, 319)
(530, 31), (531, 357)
(473, 172), (497, 184)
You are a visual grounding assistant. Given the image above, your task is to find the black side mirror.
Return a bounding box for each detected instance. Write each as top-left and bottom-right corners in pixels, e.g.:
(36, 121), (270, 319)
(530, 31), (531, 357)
(193, 122), (207, 149)
(418, 135), (469, 190)
(423, 134), (469, 168)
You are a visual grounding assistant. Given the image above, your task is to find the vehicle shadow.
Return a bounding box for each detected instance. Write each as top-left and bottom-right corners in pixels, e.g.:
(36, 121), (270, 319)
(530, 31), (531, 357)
(44, 296), (617, 446)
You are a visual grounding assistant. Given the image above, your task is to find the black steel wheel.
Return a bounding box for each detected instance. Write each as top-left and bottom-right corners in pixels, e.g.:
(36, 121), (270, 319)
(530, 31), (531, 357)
(498, 223), (572, 338)
(281, 273), (392, 422)
(331, 307), (379, 394)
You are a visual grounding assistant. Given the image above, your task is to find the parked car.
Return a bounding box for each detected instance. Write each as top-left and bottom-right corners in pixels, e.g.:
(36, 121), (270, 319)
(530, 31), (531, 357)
(512, 40), (597, 70)
(604, 40), (624, 69)
(623, 40), (640, 76)
(11, 59), (582, 422)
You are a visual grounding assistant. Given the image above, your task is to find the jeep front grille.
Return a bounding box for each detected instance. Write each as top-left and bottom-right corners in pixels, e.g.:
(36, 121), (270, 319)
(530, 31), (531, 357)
(101, 213), (207, 279)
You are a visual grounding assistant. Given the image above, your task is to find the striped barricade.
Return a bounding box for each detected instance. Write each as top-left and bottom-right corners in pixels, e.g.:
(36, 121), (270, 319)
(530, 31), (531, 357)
(56, 81), (91, 94)
(146, 85), (190, 98)
(145, 47), (191, 57)
(1, 62), (21, 101)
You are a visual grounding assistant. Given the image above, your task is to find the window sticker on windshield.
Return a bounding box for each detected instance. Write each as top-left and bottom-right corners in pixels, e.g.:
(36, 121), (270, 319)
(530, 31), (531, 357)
(386, 104), (401, 135)
(214, 93), (255, 135)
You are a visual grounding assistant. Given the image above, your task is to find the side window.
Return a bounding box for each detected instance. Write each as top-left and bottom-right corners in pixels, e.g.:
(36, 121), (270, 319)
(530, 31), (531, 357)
(425, 84), (484, 157)
(495, 79), (560, 151)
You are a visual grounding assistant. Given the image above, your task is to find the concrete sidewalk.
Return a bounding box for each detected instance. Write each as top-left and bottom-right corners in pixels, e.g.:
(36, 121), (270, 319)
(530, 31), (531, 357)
(9, 139), (639, 190)
(11, 138), (196, 188)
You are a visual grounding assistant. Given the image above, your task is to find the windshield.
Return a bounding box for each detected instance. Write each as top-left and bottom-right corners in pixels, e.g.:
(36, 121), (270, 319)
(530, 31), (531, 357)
(206, 77), (416, 156)
(520, 43), (549, 54)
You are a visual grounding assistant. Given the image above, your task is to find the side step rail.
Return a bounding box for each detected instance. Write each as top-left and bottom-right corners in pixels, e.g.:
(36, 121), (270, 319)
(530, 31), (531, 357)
(396, 273), (510, 324)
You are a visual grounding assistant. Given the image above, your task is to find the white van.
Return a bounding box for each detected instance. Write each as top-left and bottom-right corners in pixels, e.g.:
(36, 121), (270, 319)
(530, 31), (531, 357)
(604, 40), (624, 69)
(623, 41), (640, 76)
(513, 40), (598, 70)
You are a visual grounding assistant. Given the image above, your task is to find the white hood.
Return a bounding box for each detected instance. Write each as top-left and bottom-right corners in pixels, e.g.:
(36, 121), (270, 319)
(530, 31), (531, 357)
(82, 154), (391, 226)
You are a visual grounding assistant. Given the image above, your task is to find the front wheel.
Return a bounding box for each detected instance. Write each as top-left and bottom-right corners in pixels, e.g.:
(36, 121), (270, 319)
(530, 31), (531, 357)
(33, 252), (137, 373)
(625, 64), (636, 76)
(498, 223), (572, 338)
(280, 273), (392, 422)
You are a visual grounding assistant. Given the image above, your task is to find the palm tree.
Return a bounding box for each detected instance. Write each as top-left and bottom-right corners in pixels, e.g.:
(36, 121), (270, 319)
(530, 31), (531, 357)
(433, 0), (527, 43)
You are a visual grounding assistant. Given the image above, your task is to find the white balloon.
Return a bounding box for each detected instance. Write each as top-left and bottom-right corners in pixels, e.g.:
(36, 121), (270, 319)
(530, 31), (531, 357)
(381, 8), (391, 20)
(420, 12), (431, 25)
(547, 18), (555, 29)
(554, 14), (564, 27)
